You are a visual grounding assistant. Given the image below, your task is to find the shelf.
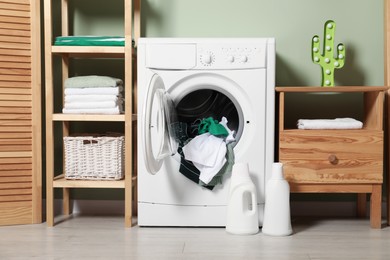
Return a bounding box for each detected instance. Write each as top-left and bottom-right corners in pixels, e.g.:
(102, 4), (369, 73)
(52, 113), (137, 122)
(53, 113), (124, 121)
(52, 46), (125, 58)
(276, 86), (389, 93)
(53, 175), (137, 189)
(277, 86), (387, 131)
(53, 175), (125, 188)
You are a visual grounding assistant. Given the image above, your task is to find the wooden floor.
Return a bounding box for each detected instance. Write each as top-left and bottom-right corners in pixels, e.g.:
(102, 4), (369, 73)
(0, 215), (389, 259)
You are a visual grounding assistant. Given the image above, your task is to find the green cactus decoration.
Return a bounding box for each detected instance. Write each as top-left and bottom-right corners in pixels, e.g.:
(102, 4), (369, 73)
(312, 20), (346, 87)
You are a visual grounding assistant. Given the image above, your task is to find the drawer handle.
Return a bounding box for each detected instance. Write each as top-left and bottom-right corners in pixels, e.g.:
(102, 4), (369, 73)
(328, 154), (338, 165)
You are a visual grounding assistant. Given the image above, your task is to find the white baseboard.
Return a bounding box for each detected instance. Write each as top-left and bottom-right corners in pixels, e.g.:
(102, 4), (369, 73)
(43, 199), (388, 218)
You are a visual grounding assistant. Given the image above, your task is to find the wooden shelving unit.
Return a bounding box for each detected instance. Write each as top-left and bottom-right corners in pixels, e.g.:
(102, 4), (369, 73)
(276, 86), (387, 229)
(44, 0), (140, 227)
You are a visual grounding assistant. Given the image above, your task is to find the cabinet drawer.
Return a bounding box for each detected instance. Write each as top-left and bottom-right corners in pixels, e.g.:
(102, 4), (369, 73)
(279, 130), (383, 184)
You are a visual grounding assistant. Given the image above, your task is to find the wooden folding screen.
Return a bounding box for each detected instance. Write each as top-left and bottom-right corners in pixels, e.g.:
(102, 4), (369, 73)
(0, 0), (41, 225)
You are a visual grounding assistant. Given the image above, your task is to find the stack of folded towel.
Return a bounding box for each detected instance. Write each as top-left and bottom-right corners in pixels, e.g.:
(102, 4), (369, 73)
(62, 75), (124, 115)
(297, 118), (363, 130)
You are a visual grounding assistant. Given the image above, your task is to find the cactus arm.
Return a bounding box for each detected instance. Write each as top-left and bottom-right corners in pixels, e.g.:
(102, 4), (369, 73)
(335, 43), (346, 68)
(312, 35), (321, 63)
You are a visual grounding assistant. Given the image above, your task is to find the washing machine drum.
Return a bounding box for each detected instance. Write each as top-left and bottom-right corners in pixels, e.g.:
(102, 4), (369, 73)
(176, 89), (239, 139)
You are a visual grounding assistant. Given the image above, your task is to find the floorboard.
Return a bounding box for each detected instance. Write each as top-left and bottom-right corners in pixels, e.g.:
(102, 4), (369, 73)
(0, 216), (389, 259)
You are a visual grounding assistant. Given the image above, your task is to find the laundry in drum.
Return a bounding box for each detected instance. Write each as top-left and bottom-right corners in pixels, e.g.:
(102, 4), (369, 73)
(198, 117), (229, 137)
(177, 116), (236, 190)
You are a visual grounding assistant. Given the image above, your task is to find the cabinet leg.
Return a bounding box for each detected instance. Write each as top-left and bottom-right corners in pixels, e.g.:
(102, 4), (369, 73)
(388, 175), (390, 225)
(388, 186), (390, 226)
(133, 180), (138, 216)
(370, 185), (382, 229)
(357, 193), (367, 218)
(63, 188), (71, 215)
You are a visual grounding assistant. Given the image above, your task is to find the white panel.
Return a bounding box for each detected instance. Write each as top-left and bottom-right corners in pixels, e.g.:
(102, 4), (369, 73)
(138, 203), (265, 227)
(196, 42), (267, 69)
(146, 44), (196, 69)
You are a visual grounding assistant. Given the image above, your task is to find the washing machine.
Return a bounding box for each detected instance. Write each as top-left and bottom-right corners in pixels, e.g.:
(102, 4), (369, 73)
(137, 38), (275, 226)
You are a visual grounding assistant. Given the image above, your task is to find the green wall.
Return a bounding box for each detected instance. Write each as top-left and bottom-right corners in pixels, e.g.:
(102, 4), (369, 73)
(72, 0), (384, 86)
(60, 0), (384, 201)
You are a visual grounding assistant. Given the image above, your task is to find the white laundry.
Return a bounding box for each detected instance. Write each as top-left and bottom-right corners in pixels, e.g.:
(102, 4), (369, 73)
(194, 154), (227, 185)
(183, 133), (226, 167)
(62, 105), (123, 115)
(182, 118), (237, 185)
(64, 86), (123, 96)
(64, 94), (121, 103)
(219, 117), (236, 144)
(64, 100), (121, 109)
(183, 133), (227, 185)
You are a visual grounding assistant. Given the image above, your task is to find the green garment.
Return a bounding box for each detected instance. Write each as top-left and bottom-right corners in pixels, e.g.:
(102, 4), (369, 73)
(198, 117), (228, 137)
(54, 36), (126, 46)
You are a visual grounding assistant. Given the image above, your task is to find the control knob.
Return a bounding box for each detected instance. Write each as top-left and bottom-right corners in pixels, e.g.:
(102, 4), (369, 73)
(201, 53), (213, 64)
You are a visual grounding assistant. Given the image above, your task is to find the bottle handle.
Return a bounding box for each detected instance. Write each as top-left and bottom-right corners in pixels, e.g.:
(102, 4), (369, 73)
(244, 191), (256, 215)
(250, 192), (256, 213)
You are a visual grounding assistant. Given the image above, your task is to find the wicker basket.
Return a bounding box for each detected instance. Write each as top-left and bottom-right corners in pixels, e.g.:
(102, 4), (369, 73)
(64, 135), (125, 180)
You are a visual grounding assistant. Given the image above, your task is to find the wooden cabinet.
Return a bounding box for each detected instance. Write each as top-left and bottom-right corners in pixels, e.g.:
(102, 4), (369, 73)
(0, 0), (42, 226)
(44, 0), (140, 227)
(276, 86), (387, 229)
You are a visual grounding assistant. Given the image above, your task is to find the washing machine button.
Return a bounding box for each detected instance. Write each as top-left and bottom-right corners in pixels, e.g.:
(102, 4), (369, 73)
(227, 55), (235, 63)
(240, 55), (248, 63)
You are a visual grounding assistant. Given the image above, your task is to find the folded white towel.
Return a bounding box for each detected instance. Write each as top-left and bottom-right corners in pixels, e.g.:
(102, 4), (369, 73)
(65, 75), (123, 88)
(62, 105), (123, 115)
(64, 94), (121, 103)
(64, 100), (121, 109)
(297, 118), (363, 130)
(64, 86), (123, 96)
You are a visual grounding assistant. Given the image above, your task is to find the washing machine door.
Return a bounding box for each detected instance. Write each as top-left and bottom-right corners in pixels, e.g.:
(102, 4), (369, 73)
(143, 74), (178, 174)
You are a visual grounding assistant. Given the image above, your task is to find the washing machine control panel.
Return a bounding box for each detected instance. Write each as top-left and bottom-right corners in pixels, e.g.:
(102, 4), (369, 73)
(197, 43), (267, 69)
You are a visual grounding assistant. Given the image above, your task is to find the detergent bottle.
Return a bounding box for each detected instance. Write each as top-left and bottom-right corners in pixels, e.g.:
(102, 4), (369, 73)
(262, 162), (293, 236)
(226, 163), (259, 235)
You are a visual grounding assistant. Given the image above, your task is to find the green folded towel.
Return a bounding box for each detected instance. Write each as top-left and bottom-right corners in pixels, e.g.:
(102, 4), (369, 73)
(54, 36), (127, 46)
(65, 75), (123, 88)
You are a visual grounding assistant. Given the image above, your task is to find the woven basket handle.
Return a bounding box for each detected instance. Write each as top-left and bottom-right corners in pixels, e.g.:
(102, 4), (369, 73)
(83, 140), (98, 145)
